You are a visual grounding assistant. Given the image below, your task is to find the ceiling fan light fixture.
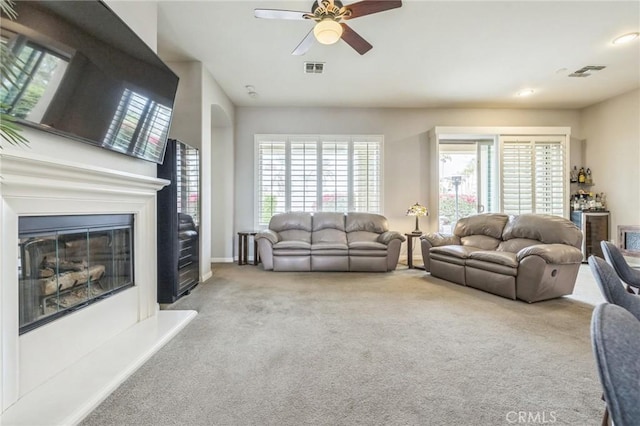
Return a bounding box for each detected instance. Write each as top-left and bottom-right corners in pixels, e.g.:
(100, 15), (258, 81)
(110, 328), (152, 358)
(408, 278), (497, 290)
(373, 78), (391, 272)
(313, 18), (343, 45)
(612, 32), (639, 45)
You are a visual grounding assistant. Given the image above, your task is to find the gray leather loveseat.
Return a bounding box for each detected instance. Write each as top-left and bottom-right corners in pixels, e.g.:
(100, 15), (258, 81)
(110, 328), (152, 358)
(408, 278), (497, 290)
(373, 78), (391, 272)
(256, 212), (405, 272)
(420, 213), (583, 302)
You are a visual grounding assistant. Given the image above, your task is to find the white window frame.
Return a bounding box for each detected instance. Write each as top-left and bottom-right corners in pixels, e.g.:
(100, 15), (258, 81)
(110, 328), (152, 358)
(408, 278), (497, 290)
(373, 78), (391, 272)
(254, 134), (384, 228)
(430, 127), (571, 229)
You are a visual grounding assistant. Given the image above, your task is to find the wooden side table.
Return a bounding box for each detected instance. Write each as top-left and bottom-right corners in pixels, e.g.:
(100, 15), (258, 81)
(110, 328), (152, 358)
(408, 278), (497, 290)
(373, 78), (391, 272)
(404, 232), (425, 270)
(237, 231), (259, 265)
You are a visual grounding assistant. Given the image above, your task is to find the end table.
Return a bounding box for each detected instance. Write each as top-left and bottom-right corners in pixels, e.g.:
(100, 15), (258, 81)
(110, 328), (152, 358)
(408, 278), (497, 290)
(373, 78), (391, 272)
(404, 232), (425, 270)
(237, 231), (259, 265)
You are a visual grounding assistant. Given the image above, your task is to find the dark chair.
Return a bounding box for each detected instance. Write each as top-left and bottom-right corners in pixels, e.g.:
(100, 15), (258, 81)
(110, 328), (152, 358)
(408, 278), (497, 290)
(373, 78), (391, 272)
(600, 241), (640, 293)
(588, 256), (640, 321)
(591, 303), (640, 426)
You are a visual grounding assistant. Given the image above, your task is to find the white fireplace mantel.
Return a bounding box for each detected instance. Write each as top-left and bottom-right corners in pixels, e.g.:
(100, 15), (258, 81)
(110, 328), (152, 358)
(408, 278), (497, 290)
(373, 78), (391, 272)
(0, 150), (196, 424)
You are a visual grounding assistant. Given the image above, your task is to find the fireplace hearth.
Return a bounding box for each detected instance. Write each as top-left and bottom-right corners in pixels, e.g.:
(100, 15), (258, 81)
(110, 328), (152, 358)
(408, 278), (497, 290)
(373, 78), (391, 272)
(19, 214), (134, 334)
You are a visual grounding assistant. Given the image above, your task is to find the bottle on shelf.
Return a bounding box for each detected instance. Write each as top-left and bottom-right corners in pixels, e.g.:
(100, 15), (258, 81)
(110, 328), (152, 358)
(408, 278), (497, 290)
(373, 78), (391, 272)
(578, 167), (586, 183)
(585, 168), (593, 184)
(570, 166), (578, 183)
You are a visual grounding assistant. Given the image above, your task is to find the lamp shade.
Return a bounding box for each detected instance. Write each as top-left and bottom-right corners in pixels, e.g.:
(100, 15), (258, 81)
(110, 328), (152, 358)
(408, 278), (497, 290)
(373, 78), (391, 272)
(313, 19), (343, 45)
(406, 202), (428, 217)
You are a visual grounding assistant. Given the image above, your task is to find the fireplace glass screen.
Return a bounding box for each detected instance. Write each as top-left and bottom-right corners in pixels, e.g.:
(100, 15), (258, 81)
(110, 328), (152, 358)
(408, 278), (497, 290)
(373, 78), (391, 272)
(18, 215), (134, 334)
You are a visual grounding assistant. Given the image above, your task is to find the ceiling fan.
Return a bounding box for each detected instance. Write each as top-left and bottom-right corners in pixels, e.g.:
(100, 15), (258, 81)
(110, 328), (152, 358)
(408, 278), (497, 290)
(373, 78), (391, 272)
(254, 0), (402, 56)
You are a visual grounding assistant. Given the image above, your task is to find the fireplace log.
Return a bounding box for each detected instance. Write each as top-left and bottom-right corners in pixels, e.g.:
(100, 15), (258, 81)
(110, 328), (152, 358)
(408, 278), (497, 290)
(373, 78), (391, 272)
(39, 265), (106, 296)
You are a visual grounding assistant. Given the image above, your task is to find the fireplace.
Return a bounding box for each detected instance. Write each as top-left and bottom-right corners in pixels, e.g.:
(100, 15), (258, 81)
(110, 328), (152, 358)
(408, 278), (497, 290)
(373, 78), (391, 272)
(19, 215), (134, 334)
(0, 149), (179, 413)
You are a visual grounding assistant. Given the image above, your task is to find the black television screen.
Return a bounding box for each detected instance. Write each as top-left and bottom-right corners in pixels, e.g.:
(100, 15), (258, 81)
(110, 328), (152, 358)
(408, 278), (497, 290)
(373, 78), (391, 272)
(0, 0), (179, 164)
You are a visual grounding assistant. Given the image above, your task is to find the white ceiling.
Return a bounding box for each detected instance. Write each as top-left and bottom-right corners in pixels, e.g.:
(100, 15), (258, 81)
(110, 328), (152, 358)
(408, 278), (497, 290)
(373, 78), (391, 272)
(157, 0), (640, 109)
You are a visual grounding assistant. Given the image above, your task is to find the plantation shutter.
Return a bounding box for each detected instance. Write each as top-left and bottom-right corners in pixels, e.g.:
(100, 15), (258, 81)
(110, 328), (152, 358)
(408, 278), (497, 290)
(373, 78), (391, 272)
(256, 135), (383, 227)
(257, 140), (286, 225)
(321, 140), (349, 212)
(290, 140), (318, 212)
(500, 137), (565, 215)
(104, 89), (171, 158)
(501, 140), (533, 214)
(534, 141), (565, 215)
(353, 140), (382, 212)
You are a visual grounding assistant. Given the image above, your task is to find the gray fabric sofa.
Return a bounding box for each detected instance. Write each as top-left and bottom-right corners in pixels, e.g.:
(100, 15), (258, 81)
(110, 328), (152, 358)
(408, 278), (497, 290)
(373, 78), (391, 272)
(256, 212), (406, 272)
(420, 213), (584, 302)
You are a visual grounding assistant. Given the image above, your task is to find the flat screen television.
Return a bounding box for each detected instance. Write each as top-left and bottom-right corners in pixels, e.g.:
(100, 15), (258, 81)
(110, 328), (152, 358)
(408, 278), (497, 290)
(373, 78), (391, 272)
(0, 0), (179, 164)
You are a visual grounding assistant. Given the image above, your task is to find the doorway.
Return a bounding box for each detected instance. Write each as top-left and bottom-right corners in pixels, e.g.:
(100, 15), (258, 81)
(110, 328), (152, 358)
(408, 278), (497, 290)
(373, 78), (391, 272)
(438, 139), (496, 233)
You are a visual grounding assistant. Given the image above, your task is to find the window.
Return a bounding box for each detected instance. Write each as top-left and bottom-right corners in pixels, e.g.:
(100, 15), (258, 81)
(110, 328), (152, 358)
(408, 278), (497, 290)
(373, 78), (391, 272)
(438, 140), (497, 233)
(103, 88), (172, 161)
(0, 34), (68, 121)
(500, 136), (565, 216)
(255, 135), (383, 226)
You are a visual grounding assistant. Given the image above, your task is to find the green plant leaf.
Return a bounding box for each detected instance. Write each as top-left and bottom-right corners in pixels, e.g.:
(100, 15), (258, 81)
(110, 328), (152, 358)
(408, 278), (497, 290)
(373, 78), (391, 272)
(0, 0), (17, 20)
(0, 112), (29, 148)
(0, 0), (29, 148)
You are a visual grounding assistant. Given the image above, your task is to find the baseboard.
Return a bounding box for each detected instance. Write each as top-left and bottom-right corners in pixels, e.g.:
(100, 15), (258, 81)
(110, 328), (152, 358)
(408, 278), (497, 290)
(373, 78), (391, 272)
(201, 270), (213, 282)
(211, 257), (234, 263)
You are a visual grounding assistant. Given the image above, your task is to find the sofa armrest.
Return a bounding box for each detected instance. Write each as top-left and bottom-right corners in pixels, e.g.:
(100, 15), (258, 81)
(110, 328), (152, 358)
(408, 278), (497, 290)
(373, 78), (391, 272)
(517, 244), (583, 264)
(255, 229), (280, 245)
(420, 233), (461, 247)
(378, 231), (406, 245)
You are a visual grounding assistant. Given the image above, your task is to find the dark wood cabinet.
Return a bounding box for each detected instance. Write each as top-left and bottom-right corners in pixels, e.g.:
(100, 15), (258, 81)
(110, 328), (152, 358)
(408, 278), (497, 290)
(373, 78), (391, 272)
(157, 139), (200, 303)
(571, 211), (609, 262)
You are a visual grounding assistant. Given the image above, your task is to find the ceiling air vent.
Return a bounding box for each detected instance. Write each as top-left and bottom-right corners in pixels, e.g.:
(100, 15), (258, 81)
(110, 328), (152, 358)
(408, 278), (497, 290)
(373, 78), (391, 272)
(569, 65), (606, 77)
(304, 62), (325, 74)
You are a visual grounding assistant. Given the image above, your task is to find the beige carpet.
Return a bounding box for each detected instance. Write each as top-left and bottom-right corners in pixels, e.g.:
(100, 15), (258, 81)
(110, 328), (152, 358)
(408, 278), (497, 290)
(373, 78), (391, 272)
(81, 264), (604, 426)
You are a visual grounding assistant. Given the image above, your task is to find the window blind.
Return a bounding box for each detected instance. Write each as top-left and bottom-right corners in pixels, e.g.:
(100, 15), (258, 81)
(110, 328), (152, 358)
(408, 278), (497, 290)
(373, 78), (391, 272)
(257, 140), (286, 225)
(256, 135), (383, 227)
(501, 137), (565, 216)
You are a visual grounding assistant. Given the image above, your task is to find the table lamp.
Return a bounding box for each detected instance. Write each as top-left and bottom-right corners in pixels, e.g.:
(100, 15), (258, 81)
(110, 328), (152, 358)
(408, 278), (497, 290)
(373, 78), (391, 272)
(406, 202), (429, 234)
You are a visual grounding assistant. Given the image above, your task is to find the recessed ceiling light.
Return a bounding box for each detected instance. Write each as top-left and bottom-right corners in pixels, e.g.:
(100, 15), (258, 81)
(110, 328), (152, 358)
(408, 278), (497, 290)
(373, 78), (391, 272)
(612, 32), (639, 45)
(516, 89), (535, 97)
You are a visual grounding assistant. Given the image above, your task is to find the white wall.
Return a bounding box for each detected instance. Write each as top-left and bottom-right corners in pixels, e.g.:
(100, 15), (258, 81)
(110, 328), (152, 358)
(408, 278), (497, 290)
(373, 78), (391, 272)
(580, 89), (640, 242)
(166, 61), (235, 271)
(1, 1), (163, 412)
(235, 107), (582, 259)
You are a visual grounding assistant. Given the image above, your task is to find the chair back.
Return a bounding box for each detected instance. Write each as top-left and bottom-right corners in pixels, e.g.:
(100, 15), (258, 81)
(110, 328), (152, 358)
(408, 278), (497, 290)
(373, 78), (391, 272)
(591, 303), (640, 426)
(601, 241), (640, 289)
(588, 256), (640, 321)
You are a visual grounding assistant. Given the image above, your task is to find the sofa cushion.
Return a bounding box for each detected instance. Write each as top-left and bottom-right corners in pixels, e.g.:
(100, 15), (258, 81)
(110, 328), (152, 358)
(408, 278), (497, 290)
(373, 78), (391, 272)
(517, 244), (584, 264)
(311, 242), (348, 251)
(467, 250), (518, 268)
(269, 212), (312, 232)
(466, 260), (518, 277)
(346, 212), (388, 233)
(312, 228), (347, 245)
(430, 245), (483, 259)
(347, 231), (380, 244)
(497, 238), (540, 253)
(312, 212), (346, 231)
(279, 229), (312, 243)
(454, 213), (509, 239)
(273, 240), (311, 250)
(269, 212), (313, 243)
(349, 249), (387, 257)
(421, 233), (461, 247)
(349, 241), (388, 250)
(502, 214), (582, 248)
(460, 235), (501, 250)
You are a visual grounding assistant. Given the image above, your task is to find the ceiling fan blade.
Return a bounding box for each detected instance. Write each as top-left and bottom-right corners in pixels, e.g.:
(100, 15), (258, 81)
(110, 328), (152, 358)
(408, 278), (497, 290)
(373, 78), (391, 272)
(343, 0), (402, 19)
(292, 28), (316, 56)
(254, 9), (308, 20)
(340, 23), (372, 55)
